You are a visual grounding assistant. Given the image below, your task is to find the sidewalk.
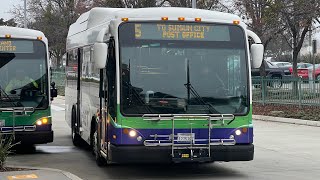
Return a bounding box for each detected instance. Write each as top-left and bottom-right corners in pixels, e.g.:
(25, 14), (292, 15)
(253, 115), (320, 127)
(0, 167), (82, 180)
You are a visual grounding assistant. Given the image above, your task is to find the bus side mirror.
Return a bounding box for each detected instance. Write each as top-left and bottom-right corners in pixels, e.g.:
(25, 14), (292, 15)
(93, 43), (108, 69)
(50, 82), (57, 98)
(251, 44), (264, 68)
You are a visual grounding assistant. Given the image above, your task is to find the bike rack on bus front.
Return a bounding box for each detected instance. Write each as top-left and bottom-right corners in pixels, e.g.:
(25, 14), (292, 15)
(142, 114), (236, 160)
(0, 107), (35, 140)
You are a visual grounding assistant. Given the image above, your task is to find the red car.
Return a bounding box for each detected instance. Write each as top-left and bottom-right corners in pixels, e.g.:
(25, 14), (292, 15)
(288, 63), (312, 74)
(296, 64), (320, 80)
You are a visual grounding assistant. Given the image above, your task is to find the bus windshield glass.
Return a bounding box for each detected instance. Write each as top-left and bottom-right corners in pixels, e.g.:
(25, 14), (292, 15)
(119, 22), (248, 115)
(0, 39), (48, 109)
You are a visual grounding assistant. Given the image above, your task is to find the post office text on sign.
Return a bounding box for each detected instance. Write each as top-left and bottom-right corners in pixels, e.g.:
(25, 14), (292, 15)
(156, 24), (211, 39)
(0, 41), (16, 52)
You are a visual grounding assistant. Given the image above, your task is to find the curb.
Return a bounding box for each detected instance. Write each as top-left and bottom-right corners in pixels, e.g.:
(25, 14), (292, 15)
(5, 165), (83, 180)
(253, 115), (320, 127)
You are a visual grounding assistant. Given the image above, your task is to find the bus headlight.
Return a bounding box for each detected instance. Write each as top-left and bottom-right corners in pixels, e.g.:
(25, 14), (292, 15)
(235, 129), (242, 136)
(36, 117), (49, 126)
(36, 120), (42, 126)
(129, 130), (137, 137)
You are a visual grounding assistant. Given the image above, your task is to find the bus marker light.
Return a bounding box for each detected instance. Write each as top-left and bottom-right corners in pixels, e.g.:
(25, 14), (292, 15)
(233, 20), (240, 25)
(37, 36), (42, 40)
(5, 34), (11, 38)
(235, 129), (241, 136)
(129, 130), (137, 137)
(195, 18), (202, 22)
(161, 17), (168, 21)
(121, 18), (129, 22)
(178, 17), (185, 21)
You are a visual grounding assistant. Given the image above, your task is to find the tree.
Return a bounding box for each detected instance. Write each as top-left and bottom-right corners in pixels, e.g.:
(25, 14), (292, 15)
(277, 0), (320, 78)
(233, 1), (285, 78)
(166, 0), (219, 9)
(11, 0), (80, 68)
(94, 0), (166, 8)
(0, 18), (17, 26)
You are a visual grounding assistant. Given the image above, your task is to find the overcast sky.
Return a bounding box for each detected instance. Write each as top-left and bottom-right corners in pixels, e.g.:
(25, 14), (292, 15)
(0, 0), (22, 20)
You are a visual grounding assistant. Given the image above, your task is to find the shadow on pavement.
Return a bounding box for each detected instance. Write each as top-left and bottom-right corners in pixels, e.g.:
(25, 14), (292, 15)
(99, 163), (248, 179)
(12, 144), (37, 154)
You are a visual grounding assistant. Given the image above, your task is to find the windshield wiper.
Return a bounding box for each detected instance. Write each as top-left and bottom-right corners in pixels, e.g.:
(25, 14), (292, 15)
(0, 85), (23, 107)
(184, 59), (219, 114)
(125, 82), (152, 114)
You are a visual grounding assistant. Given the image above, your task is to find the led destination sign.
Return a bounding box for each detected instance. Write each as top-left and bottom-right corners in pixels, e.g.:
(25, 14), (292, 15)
(0, 40), (34, 53)
(134, 23), (230, 41)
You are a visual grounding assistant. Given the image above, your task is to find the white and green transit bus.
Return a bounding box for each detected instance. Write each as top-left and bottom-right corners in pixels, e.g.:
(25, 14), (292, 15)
(0, 26), (57, 144)
(66, 7), (263, 165)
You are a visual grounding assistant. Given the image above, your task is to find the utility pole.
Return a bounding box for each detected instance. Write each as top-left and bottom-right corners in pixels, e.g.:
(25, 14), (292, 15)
(24, 0), (27, 28)
(192, 0), (196, 8)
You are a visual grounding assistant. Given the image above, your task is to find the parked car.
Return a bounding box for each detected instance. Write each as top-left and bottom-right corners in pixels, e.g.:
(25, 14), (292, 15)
(272, 61), (292, 76)
(297, 64), (320, 81)
(251, 60), (286, 88)
(288, 63), (312, 74)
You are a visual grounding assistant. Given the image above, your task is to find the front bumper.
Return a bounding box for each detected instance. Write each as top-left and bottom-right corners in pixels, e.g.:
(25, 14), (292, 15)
(9, 131), (54, 144)
(110, 144), (254, 163)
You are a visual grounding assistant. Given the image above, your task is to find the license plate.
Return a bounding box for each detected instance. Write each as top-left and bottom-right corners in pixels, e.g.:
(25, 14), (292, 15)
(0, 120), (5, 127)
(177, 133), (195, 142)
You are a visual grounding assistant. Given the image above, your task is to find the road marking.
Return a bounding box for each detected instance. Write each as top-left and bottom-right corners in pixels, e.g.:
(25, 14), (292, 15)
(7, 174), (38, 180)
(51, 105), (65, 111)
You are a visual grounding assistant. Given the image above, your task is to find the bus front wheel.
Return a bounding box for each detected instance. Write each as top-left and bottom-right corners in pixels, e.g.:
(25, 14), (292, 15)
(93, 123), (107, 167)
(71, 108), (82, 147)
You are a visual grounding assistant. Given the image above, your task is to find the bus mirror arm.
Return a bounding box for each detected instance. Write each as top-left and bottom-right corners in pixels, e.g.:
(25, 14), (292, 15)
(50, 82), (57, 99)
(247, 30), (264, 69)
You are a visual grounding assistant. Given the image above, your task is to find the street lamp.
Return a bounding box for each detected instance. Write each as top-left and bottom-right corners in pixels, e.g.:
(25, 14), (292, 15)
(24, 0), (27, 28)
(192, 0), (196, 8)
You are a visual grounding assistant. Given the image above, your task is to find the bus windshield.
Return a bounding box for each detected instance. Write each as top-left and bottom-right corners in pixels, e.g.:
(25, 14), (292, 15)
(119, 22), (248, 115)
(0, 39), (48, 109)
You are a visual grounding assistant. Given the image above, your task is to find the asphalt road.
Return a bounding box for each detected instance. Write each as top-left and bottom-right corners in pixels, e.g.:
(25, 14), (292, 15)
(7, 97), (320, 180)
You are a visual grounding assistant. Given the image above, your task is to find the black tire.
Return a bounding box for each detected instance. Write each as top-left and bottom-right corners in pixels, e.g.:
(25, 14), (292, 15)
(92, 123), (107, 167)
(71, 108), (82, 147)
(271, 76), (282, 88)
